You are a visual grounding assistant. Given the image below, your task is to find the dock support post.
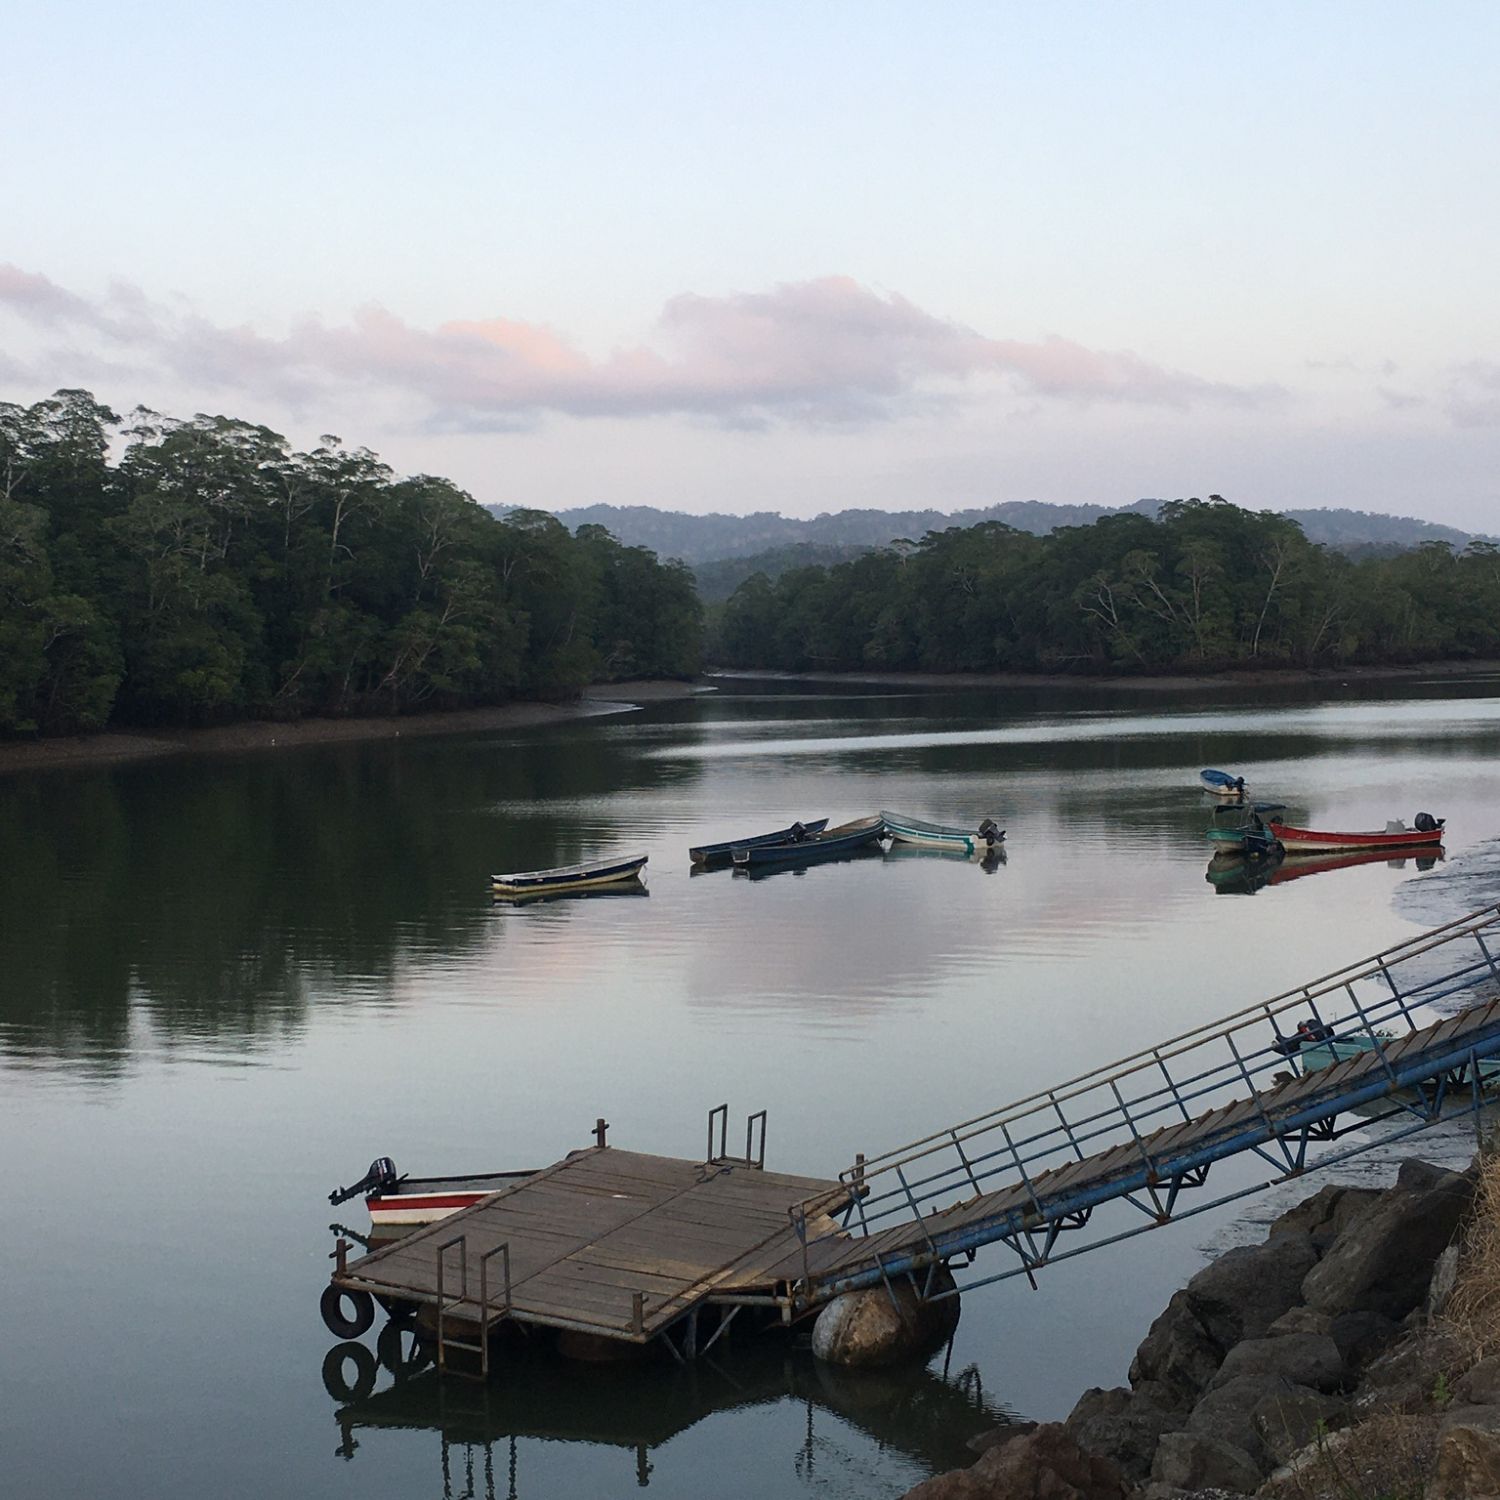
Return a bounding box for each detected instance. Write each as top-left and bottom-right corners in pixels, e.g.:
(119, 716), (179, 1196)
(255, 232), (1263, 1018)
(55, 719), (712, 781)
(594, 1117), (609, 1148)
(334, 1237), (348, 1275)
(632, 1291), (646, 1336)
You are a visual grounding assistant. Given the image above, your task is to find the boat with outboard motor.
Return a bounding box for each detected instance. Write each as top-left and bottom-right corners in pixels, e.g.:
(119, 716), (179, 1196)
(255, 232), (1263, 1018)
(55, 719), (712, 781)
(690, 818), (828, 867)
(1267, 813), (1445, 854)
(879, 812), (1004, 856)
(1205, 800), (1284, 855)
(329, 1157), (542, 1228)
(1200, 768), (1247, 798)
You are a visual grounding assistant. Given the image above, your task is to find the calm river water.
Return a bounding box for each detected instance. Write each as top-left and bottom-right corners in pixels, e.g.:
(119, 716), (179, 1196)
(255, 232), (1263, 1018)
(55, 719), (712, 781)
(5, 673), (1500, 1499)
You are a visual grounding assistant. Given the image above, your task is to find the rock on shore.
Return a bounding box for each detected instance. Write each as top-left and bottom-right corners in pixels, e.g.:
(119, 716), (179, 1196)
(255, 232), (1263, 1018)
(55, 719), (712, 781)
(902, 1157), (1485, 1499)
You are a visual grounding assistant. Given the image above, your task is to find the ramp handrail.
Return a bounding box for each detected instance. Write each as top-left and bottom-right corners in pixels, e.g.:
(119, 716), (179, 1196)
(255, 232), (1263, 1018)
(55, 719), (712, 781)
(795, 904), (1500, 1257)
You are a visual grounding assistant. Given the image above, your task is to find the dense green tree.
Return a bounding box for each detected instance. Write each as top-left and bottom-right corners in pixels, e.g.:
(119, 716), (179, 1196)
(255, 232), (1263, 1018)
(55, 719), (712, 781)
(0, 391), (705, 737)
(711, 496), (1500, 679)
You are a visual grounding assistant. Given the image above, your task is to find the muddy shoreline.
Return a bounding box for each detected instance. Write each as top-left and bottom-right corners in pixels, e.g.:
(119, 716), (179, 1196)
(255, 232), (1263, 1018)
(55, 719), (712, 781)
(0, 680), (708, 776)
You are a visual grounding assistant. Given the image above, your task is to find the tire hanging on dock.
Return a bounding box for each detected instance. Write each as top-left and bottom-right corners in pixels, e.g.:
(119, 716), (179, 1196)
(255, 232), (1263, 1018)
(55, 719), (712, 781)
(320, 1283), (376, 1340)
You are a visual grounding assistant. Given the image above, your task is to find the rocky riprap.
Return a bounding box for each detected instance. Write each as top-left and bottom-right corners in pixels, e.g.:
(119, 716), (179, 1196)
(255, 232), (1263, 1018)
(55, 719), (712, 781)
(903, 1156), (1500, 1500)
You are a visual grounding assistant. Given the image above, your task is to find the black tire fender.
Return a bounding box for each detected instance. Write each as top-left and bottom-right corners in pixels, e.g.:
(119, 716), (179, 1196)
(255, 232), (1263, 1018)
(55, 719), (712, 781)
(322, 1340), (377, 1403)
(320, 1283), (375, 1340)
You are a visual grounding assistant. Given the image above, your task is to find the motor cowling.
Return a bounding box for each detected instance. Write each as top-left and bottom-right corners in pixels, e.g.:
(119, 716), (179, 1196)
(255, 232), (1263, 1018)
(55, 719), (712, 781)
(1414, 811), (1444, 833)
(328, 1156), (399, 1206)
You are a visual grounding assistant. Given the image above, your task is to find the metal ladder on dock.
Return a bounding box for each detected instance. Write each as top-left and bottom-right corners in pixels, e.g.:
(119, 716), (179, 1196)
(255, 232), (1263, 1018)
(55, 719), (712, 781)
(434, 1234), (513, 1378)
(788, 902), (1500, 1310)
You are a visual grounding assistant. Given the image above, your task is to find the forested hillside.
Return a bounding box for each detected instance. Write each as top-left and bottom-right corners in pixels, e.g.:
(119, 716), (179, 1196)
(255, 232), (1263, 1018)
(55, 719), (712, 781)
(712, 498), (1500, 674)
(0, 391), (702, 737)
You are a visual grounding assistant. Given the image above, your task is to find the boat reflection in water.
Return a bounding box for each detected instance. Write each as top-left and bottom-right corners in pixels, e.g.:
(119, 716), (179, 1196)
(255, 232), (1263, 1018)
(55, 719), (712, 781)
(881, 844), (1009, 873)
(322, 1333), (1021, 1496)
(490, 880), (649, 906)
(732, 843), (887, 881)
(1206, 845), (1445, 896)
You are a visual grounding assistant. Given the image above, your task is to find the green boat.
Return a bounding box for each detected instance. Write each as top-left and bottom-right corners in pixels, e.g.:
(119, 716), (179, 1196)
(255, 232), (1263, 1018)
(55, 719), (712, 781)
(1206, 800), (1285, 855)
(879, 812), (1004, 855)
(1289, 1029), (1500, 1083)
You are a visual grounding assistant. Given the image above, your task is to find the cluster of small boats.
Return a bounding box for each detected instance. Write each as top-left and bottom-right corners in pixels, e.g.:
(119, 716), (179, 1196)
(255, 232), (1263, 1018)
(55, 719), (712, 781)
(489, 812), (1006, 900)
(692, 811), (1003, 871)
(1199, 766), (1446, 889)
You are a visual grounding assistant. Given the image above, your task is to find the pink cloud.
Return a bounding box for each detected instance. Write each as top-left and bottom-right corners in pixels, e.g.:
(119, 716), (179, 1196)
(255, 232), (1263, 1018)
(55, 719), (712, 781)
(0, 265), (1278, 429)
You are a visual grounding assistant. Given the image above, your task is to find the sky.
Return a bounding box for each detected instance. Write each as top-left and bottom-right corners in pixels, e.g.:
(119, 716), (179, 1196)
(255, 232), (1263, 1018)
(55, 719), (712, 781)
(3, 1), (1498, 529)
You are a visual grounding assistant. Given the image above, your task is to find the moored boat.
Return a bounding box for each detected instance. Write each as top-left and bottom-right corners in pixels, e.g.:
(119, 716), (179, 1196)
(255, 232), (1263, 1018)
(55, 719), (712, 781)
(1205, 801), (1284, 855)
(1200, 768), (1247, 798)
(490, 853), (647, 897)
(731, 815), (885, 869)
(1288, 1029), (1500, 1083)
(690, 817), (828, 866)
(329, 1157), (540, 1228)
(880, 812), (1004, 855)
(1266, 813), (1445, 854)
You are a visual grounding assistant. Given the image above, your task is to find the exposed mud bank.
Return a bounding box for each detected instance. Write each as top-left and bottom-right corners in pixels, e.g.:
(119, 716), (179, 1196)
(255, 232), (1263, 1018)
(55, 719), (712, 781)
(0, 680), (712, 777)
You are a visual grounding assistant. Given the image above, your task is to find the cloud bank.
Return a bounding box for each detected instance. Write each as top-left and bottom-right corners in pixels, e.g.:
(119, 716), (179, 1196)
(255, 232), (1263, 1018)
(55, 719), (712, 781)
(0, 266), (1274, 429)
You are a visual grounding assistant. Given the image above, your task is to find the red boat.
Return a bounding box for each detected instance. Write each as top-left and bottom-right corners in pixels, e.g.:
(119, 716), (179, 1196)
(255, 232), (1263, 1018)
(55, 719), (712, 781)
(1267, 812), (1445, 854)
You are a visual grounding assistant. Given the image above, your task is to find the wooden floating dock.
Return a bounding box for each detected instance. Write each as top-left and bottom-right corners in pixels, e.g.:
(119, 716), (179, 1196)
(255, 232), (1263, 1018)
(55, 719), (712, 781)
(335, 1146), (844, 1351)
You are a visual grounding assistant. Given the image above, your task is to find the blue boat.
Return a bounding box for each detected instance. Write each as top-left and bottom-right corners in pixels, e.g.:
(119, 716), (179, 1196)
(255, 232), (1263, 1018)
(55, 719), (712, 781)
(1200, 768), (1247, 797)
(731, 815), (885, 870)
(690, 818), (828, 867)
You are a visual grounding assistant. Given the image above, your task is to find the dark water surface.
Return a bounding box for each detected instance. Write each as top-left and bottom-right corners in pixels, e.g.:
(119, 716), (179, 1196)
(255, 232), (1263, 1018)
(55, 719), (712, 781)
(5, 674), (1500, 1498)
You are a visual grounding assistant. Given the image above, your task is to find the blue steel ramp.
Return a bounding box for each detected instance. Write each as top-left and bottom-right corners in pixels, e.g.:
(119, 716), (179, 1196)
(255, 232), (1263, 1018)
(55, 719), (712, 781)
(784, 904), (1500, 1308)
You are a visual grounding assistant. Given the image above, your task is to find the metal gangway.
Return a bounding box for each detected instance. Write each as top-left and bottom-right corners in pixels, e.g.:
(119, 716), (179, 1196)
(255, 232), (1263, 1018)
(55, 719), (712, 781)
(786, 904), (1500, 1310)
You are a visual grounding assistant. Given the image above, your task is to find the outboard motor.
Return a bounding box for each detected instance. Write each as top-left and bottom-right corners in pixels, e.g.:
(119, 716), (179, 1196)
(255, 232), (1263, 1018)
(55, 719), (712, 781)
(1414, 812), (1444, 833)
(328, 1156), (399, 1206)
(978, 818), (1004, 847)
(789, 821), (806, 842)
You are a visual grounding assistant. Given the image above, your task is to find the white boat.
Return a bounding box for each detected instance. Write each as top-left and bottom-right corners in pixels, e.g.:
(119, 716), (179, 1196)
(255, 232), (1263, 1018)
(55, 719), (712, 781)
(879, 812), (1005, 855)
(490, 853), (647, 897)
(329, 1157), (538, 1227)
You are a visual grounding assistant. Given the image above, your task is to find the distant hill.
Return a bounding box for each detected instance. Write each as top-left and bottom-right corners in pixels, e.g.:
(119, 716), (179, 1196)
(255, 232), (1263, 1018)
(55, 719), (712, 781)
(1279, 508), (1486, 550)
(486, 500), (1491, 566)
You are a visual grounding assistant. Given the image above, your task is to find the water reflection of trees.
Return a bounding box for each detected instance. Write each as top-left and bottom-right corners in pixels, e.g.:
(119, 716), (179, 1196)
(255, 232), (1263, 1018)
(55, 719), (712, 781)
(0, 730), (695, 1070)
(325, 1334), (1018, 1496)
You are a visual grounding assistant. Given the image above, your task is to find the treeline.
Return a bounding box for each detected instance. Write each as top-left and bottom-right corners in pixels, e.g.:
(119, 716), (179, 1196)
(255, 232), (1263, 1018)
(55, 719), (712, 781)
(713, 497), (1500, 674)
(0, 390), (701, 736)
